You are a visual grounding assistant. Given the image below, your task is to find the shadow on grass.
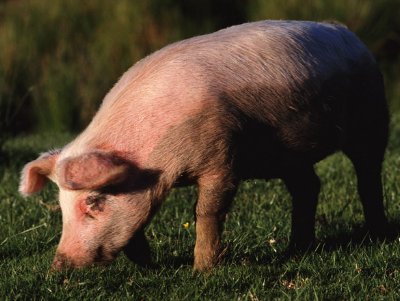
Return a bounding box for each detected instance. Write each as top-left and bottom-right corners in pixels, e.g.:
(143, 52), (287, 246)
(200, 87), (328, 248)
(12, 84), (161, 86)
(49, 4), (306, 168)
(162, 220), (400, 270)
(315, 220), (400, 252)
(149, 254), (193, 270)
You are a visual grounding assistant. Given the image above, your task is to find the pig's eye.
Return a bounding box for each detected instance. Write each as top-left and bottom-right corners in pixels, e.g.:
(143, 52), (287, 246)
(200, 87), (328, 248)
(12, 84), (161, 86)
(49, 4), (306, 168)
(85, 195), (107, 212)
(85, 195), (99, 206)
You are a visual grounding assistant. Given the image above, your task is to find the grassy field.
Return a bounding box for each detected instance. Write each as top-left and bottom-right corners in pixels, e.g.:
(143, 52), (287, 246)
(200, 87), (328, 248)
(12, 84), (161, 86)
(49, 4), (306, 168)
(0, 116), (399, 300)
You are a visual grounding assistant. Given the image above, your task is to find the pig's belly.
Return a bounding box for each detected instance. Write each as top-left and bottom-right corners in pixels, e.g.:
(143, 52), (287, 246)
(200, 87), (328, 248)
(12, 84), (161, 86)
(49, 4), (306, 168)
(233, 119), (348, 180)
(234, 134), (341, 180)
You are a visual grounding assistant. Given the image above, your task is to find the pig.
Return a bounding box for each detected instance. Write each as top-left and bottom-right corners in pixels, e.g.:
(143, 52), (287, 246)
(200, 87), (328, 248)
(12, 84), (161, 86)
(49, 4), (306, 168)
(19, 20), (389, 271)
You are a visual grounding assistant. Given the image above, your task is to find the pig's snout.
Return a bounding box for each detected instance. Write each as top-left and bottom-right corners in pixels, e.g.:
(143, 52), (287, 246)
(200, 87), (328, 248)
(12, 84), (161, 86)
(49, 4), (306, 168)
(51, 259), (66, 271)
(51, 253), (75, 271)
(51, 246), (117, 271)
(51, 252), (90, 271)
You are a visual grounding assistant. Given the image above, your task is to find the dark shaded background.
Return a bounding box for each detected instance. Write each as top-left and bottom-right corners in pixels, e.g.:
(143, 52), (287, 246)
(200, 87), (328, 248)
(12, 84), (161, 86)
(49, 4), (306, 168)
(0, 0), (399, 137)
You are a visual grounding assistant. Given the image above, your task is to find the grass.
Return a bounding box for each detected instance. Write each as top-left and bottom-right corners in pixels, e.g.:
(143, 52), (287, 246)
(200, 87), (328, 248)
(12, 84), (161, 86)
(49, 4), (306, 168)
(0, 116), (400, 300)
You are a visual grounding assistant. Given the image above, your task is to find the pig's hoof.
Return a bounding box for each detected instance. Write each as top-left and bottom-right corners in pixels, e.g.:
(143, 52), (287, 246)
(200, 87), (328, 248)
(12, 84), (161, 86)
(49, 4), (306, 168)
(288, 239), (315, 254)
(367, 221), (396, 241)
(192, 263), (215, 276)
(193, 255), (218, 273)
(193, 247), (226, 273)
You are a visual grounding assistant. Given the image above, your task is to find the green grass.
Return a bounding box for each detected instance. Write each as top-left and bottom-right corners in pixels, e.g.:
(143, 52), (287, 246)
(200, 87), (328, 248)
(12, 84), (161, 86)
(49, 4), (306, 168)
(1, 117), (400, 300)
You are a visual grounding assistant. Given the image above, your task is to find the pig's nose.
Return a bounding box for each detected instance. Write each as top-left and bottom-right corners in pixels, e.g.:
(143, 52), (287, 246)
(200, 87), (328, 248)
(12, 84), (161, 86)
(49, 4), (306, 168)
(51, 253), (73, 271)
(51, 259), (64, 271)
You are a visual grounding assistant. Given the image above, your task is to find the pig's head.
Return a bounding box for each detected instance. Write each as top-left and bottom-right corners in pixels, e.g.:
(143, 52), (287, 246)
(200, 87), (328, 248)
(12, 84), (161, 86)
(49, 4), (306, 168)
(19, 150), (154, 269)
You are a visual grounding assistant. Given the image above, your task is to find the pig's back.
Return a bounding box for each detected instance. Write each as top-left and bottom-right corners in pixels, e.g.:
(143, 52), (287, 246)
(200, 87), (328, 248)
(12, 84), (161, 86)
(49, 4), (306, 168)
(177, 21), (381, 155)
(68, 21), (385, 178)
(160, 21), (386, 176)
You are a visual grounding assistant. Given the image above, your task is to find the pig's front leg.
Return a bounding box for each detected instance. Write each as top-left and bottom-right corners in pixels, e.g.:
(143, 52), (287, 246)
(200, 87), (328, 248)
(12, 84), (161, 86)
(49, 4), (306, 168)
(193, 174), (238, 271)
(284, 166), (321, 251)
(123, 228), (152, 266)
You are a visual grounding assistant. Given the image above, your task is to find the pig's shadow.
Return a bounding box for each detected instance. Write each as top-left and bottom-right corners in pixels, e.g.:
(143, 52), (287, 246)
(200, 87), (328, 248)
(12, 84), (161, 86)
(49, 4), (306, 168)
(264, 221), (400, 266)
(151, 221), (400, 269)
(315, 220), (400, 251)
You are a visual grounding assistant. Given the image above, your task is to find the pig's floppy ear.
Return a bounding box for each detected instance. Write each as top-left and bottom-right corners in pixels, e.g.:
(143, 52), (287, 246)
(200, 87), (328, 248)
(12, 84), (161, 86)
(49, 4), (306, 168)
(58, 152), (129, 190)
(19, 150), (60, 196)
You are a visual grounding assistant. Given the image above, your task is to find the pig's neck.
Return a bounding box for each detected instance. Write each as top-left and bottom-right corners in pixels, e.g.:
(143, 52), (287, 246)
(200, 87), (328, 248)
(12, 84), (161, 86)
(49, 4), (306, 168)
(64, 61), (208, 169)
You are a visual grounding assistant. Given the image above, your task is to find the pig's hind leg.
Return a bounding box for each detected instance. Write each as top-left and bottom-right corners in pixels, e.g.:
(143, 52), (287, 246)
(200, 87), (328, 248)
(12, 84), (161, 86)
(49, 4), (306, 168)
(342, 137), (389, 237)
(342, 70), (390, 237)
(193, 173), (238, 271)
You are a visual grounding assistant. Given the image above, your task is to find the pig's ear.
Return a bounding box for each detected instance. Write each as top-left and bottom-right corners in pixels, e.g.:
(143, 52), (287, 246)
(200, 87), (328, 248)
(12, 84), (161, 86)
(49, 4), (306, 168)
(19, 150), (60, 196)
(58, 152), (129, 190)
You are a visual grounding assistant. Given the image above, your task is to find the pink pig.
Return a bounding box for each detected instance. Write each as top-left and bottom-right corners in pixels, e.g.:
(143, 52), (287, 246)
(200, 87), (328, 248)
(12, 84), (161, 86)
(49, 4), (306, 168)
(19, 20), (389, 271)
